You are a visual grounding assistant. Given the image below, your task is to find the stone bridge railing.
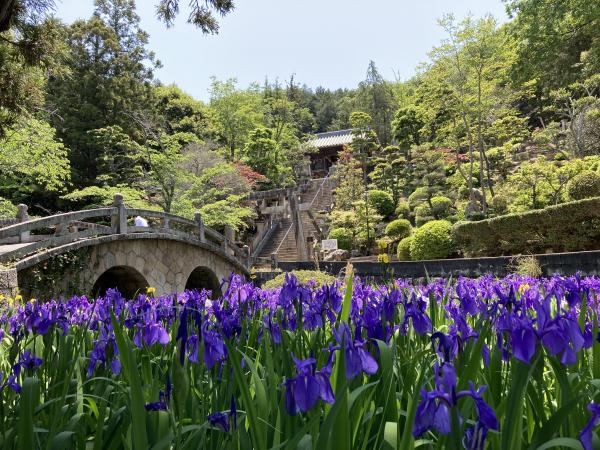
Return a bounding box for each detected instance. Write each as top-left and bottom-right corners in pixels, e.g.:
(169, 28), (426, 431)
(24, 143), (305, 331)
(0, 194), (248, 267)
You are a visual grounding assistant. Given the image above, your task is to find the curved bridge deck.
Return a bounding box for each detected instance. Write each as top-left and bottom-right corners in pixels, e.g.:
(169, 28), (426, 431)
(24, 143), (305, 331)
(0, 195), (249, 299)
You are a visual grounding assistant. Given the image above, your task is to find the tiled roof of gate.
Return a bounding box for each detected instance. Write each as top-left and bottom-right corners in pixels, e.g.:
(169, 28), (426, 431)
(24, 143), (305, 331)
(309, 129), (354, 149)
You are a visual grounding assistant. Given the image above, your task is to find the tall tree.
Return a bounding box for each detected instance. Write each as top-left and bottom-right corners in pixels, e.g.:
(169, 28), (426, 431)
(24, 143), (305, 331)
(46, 0), (158, 186)
(209, 78), (263, 161)
(356, 61), (397, 146)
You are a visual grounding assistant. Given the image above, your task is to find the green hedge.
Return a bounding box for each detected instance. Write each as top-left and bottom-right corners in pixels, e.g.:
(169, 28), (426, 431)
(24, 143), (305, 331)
(452, 197), (600, 257)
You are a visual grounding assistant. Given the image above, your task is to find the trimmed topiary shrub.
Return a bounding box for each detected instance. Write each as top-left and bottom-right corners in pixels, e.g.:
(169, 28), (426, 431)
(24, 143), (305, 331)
(567, 171), (600, 200)
(263, 270), (337, 290)
(452, 197), (600, 257)
(397, 236), (413, 261)
(410, 220), (453, 260)
(385, 219), (412, 240)
(430, 196), (453, 219)
(395, 200), (410, 220)
(414, 204), (434, 226)
(408, 187), (428, 210)
(327, 227), (352, 250)
(368, 190), (395, 218)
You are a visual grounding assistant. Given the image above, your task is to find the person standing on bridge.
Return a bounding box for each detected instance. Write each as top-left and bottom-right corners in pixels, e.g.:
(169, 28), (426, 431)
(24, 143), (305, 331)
(134, 216), (148, 227)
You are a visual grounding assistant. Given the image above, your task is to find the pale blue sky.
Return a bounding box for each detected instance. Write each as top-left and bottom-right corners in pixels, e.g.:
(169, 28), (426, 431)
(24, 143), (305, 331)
(53, 0), (508, 101)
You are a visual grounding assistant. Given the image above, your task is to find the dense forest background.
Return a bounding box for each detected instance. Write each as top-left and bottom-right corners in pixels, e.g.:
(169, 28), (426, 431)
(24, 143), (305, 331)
(0, 0), (599, 243)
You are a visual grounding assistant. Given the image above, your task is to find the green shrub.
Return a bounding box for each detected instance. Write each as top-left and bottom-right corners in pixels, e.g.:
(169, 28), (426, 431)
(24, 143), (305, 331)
(263, 270), (337, 290)
(567, 171), (600, 200)
(385, 219), (412, 240)
(368, 190), (394, 218)
(327, 227), (352, 250)
(397, 236), (413, 260)
(410, 220), (454, 260)
(395, 200), (410, 219)
(509, 255), (543, 277)
(491, 194), (508, 215)
(414, 204), (434, 226)
(452, 197), (600, 257)
(430, 196), (453, 218)
(408, 187), (428, 210)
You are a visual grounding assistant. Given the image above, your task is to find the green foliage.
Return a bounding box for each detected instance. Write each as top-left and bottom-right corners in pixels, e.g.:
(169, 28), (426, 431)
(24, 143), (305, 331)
(242, 127), (288, 187)
(328, 228), (352, 251)
(209, 78), (264, 160)
(452, 198), (600, 256)
(333, 148), (364, 210)
(61, 185), (155, 210)
(410, 220), (454, 260)
(397, 236), (413, 260)
(262, 270), (337, 289)
(414, 204), (434, 227)
(408, 187), (428, 211)
(385, 219), (411, 241)
(370, 145), (406, 207)
(395, 200), (410, 219)
(0, 197), (17, 217)
(0, 117), (70, 202)
(368, 189), (394, 218)
(430, 195), (453, 219)
(356, 61), (397, 146)
(509, 255), (543, 278)
(567, 170), (600, 200)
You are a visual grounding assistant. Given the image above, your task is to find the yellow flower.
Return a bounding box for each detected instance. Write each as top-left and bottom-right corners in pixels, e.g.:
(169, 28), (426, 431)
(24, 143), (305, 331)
(15, 294), (22, 302)
(518, 283), (530, 296)
(378, 253), (390, 264)
(146, 287), (156, 295)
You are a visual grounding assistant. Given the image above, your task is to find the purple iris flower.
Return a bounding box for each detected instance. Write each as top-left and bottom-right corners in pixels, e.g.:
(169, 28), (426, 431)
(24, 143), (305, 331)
(1, 350), (43, 393)
(284, 354), (334, 415)
(539, 314), (585, 365)
(432, 331), (460, 362)
(203, 326), (227, 369)
(176, 306), (189, 365)
(510, 317), (537, 364)
(401, 293), (432, 336)
(333, 323), (378, 380)
(145, 375), (171, 411)
(208, 396), (238, 432)
(413, 363), (498, 446)
(18, 349), (43, 370)
(580, 402), (600, 450)
(133, 321), (170, 347)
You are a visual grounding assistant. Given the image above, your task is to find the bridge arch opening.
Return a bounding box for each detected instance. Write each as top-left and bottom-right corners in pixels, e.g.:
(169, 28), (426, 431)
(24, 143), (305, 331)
(185, 266), (221, 298)
(93, 266), (149, 299)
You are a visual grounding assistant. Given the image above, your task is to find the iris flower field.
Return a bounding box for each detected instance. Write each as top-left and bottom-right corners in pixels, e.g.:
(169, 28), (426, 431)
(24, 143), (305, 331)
(1, 271), (600, 449)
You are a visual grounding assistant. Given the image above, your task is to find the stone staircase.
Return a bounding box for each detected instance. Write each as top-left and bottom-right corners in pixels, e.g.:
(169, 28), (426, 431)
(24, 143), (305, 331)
(257, 177), (335, 262)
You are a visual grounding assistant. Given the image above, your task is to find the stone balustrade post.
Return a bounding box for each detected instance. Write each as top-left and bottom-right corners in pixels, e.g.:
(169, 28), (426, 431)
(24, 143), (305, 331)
(161, 216), (170, 229)
(223, 225), (235, 257)
(194, 212), (205, 243)
(270, 253), (278, 270)
(111, 193), (127, 234)
(17, 204), (30, 243)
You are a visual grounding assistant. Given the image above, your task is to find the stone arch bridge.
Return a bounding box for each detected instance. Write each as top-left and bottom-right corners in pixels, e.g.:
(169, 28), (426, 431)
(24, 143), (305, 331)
(0, 195), (249, 300)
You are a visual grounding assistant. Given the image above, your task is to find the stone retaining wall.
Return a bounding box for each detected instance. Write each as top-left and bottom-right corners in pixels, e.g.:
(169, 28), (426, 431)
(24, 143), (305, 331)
(253, 250), (600, 285)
